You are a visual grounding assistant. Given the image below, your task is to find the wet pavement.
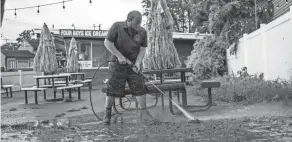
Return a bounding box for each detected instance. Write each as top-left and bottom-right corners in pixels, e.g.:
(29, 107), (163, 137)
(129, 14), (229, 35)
(1, 113), (292, 141)
(2, 86), (292, 141)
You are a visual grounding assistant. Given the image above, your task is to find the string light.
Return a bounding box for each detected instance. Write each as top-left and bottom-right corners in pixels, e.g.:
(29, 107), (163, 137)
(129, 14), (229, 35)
(63, 1), (66, 12)
(14, 9), (17, 18)
(5, 0), (74, 15)
(37, 5), (40, 15)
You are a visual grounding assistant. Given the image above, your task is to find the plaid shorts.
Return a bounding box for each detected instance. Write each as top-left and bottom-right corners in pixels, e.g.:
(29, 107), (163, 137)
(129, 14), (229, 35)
(106, 62), (147, 97)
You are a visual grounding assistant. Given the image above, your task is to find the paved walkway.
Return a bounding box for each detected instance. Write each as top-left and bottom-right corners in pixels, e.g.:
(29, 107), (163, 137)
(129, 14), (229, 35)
(2, 85), (292, 126)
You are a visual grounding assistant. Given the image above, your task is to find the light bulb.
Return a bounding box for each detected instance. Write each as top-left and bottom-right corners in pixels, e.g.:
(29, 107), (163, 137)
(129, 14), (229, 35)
(37, 5), (40, 15)
(63, 1), (65, 12)
(14, 9), (17, 18)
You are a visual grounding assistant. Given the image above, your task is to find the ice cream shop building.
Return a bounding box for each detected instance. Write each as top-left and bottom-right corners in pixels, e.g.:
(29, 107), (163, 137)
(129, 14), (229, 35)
(34, 28), (212, 69)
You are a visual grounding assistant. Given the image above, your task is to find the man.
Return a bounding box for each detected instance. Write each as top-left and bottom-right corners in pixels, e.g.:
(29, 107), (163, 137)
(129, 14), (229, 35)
(103, 10), (153, 125)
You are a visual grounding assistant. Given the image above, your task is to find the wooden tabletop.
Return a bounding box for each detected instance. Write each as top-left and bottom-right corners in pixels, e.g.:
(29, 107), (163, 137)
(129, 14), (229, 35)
(142, 68), (193, 74)
(67, 72), (86, 75)
(33, 74), (71, 79)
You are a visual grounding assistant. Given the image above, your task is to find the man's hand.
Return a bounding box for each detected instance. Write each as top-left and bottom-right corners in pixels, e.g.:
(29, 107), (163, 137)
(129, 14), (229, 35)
(132, 63), (140, 73)
(117, 56), (132, 64)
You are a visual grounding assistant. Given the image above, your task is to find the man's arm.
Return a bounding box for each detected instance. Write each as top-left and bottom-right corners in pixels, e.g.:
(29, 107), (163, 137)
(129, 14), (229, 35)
(134, 30), (147, 69)
(104, 22), (130, 64)
(135, 46), (146, 67)
(104, 39), (126, 60)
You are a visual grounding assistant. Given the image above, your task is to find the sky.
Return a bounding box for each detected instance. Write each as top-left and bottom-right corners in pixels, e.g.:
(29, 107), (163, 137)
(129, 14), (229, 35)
(1, 0), (145, 45)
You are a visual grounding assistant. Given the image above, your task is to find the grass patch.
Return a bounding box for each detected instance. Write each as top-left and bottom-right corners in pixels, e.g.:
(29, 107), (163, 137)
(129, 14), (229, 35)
(190, 73), (292, 105)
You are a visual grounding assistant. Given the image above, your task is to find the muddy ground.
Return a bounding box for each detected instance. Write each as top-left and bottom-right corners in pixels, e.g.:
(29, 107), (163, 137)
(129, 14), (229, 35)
(1, 86), (292, 141)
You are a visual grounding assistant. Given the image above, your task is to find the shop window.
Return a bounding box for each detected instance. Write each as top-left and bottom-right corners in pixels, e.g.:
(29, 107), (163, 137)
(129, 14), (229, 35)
(8, 60), (16, 69)
(78, 43), (91, 61)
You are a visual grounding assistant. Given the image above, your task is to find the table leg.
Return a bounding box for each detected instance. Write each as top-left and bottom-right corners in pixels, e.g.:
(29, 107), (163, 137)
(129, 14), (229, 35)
(52, 78), (56, 99)
(43, 90), (46, 100)
(182, 89), (187, 107)
(25, 91), (28, 104)
(78, 87), (81, 99)
(169, 90), (174, 114)
(34, 91), (38, 104)
(10, 87), (12, 97)
(66, 77), (69, 86)
(161, 93), (164, 111)
(5, 88), (8, 97)
(69, 89), (72, 98)
(36, 79), (40, 88)
(177, 91), (181, 104)
(62, 90), (65, 98)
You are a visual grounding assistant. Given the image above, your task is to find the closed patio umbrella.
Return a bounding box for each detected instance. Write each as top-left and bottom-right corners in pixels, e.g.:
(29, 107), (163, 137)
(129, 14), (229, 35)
(33, 23), (58, 75)
(66, 37), (79, 73)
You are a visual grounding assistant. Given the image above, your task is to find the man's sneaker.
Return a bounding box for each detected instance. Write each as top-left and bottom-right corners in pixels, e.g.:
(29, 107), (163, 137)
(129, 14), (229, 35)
(103, 108), (112, 125)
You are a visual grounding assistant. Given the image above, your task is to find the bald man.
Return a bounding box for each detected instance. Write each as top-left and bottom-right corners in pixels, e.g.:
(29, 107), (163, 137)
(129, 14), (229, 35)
(103, 10), (153, 125)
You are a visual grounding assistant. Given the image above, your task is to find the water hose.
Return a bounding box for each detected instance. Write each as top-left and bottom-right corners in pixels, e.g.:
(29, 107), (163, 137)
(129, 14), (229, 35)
(89, 61), (195, 122)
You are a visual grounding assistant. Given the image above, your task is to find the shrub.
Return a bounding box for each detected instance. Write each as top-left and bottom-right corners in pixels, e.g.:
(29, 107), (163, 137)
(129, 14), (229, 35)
(192, 68), (292, 104)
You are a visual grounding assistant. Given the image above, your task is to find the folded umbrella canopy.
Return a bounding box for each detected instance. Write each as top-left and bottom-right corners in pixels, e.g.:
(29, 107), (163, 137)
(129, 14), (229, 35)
(66, 37), (79, 73)
(143, 0), (181, 70)
(33, 23), (58, 75)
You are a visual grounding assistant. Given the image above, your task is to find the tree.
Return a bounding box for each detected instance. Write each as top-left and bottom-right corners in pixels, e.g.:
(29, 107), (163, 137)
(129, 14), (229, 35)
(16, 30), (40, 52)
(185, 0), (274, 80)
(1, 42), (19, 51)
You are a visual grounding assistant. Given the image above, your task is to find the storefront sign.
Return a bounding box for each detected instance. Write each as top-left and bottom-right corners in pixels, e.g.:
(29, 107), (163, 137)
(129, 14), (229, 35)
(59, 29), (108, 38)
(78, 61), (92, 69)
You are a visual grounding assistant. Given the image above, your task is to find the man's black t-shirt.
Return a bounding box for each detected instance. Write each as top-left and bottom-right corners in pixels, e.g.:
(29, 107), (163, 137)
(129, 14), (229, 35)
(106, 21), (147, 62)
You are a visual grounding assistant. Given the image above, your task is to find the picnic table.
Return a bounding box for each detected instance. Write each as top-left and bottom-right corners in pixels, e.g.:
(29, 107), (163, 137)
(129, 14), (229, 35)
(107, 67), (220, 115)
(20, 73), (89, 104)
(142, 68), (193, 111)
(33, 74), (71, 98)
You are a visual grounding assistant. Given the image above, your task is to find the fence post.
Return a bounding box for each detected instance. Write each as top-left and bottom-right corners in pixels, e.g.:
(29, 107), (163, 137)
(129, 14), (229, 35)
(260, 24), (268, 80)
(243, 33), (248, 67)
(18, 70), (23, 88)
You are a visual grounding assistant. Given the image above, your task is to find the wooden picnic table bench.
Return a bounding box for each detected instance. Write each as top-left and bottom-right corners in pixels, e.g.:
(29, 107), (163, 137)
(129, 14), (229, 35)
(21, 87), (48, 104)
(56, 84), (83, 100)
(1, 78), (14, 97)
